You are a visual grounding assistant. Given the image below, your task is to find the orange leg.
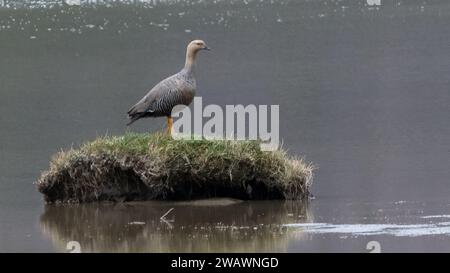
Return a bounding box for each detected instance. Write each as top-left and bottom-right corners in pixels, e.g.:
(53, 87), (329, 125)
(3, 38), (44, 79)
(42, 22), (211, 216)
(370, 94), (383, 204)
(167, 117), (173, 135)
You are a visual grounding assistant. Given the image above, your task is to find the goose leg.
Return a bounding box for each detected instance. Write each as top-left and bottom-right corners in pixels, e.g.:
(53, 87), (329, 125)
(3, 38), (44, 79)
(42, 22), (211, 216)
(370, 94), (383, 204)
(167, 117), (173, 135)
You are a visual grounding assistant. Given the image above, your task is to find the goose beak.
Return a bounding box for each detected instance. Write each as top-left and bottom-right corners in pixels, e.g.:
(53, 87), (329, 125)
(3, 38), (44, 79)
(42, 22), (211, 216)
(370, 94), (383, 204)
(203, 46), (211, 51)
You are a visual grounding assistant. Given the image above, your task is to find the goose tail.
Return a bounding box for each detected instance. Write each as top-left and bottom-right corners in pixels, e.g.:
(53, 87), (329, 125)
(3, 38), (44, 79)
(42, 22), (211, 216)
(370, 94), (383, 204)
(126, 106), (144, 126)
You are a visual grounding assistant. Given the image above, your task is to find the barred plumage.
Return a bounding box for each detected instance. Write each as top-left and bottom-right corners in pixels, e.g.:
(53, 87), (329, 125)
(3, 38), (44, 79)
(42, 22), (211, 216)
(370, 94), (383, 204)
(127, 40), (210, 129)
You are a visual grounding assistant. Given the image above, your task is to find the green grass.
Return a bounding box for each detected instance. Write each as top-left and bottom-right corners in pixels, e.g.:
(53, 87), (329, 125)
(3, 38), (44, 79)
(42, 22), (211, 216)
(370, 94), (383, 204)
(38, 133), (314, 203)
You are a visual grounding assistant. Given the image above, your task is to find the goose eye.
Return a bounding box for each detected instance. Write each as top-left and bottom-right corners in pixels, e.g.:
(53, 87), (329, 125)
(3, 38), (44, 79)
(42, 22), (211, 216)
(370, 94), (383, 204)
(196, 42), (202, 46)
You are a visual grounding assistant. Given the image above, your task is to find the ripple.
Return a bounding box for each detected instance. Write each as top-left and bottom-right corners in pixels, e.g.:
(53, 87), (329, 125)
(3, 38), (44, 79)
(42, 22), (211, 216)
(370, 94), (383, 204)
(284, 221), (450, 237)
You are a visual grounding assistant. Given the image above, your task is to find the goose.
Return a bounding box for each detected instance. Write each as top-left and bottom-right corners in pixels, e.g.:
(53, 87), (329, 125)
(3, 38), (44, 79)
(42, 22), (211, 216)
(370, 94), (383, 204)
(127, 40), (210, 134)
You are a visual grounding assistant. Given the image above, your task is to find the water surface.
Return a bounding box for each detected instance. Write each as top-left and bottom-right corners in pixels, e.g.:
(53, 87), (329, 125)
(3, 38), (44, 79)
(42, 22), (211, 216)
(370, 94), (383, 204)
(1, 0), (450, 252)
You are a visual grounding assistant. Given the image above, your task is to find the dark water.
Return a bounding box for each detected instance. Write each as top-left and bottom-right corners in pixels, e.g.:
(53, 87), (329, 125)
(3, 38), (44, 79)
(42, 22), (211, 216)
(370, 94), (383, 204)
(1, 0), (450, 252)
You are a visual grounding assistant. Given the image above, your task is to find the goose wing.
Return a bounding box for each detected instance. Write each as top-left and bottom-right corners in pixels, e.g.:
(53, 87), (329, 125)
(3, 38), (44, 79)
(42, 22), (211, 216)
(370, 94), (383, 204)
(127, 73), (193, 125)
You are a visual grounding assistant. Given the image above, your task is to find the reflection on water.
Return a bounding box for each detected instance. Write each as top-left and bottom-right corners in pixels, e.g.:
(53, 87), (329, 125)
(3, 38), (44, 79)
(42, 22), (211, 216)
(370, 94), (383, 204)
(40, 199), (312, 252)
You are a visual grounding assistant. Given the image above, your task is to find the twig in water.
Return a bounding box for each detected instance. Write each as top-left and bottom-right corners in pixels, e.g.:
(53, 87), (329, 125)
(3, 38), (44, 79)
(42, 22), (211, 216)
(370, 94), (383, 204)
(160, 208), (174, 220)
(160, 208), (175, 229)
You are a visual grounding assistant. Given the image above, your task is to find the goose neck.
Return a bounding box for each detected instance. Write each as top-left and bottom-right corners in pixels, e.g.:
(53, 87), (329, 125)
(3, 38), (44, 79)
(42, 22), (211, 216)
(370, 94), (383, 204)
(184, 49), (198, 72)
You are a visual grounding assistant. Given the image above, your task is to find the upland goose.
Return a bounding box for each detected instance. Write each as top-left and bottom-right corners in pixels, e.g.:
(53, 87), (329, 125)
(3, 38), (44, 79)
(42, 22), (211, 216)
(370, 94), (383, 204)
(127, 40), (210, 134)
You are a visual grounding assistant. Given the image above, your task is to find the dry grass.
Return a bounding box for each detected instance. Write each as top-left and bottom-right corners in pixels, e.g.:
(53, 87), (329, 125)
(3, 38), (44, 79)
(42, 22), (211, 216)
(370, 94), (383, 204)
(37, 133), (314, 203)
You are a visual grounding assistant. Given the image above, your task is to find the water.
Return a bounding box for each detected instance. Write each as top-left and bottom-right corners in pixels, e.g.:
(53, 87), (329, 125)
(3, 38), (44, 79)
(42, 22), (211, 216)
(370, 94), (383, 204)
(1, 0), (450, 252)
(36, 199), (450, 253)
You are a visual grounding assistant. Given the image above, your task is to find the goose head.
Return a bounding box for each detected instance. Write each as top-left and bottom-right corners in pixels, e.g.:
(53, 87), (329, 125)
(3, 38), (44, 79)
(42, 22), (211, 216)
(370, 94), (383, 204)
(187, 40), (211, 53)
